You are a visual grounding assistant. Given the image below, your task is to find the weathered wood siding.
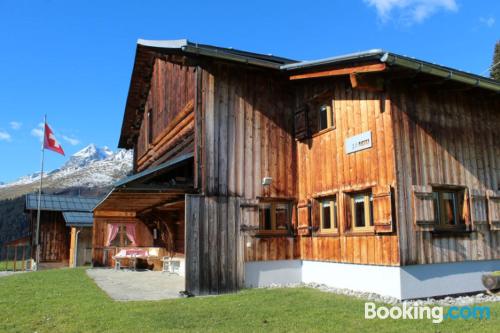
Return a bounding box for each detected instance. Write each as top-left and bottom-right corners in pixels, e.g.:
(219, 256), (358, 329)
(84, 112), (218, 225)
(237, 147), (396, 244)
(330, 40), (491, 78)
(136, 58), (196, 171)
(185, 195), (243, 295)
(200, 64), (296, 198)
(391, 86), (500, 265)
(294, 78), (399, 266)
(193, 63), (298, 267)
(29, 211), (70, 263)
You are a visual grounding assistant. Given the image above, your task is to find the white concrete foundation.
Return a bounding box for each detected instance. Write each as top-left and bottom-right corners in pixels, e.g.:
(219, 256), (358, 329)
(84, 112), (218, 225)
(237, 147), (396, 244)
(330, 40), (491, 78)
(244, 259), (500, 299)
(302, 261), (402, 298)
(400, 260), (500, 299)
(245, 260), (302, 288)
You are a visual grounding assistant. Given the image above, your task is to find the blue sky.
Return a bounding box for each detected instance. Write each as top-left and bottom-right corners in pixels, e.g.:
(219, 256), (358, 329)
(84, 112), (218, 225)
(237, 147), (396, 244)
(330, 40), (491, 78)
(0, 0), (498, 183)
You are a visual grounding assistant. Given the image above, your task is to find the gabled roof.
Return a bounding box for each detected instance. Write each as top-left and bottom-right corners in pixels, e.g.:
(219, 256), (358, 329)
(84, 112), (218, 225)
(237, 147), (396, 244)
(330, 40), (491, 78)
(119, 39), (500, 148)
(138, 39), (296, 69)
(25, 193), (102, 212)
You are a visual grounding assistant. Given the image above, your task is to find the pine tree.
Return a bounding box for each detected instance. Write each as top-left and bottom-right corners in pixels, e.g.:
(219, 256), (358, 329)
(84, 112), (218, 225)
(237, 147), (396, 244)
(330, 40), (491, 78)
(491, 40), (500, 81)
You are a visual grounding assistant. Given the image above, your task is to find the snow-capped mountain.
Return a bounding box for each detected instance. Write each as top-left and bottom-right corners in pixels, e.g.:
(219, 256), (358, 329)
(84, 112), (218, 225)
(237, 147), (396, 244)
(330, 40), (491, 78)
(62, 144), (114, 170)
(0, 144), (133, 199)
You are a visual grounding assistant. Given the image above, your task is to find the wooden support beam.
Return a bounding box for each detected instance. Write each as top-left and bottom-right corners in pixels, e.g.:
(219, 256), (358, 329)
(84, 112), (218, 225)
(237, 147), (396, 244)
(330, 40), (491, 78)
(94, 210), (137, 218)
(349, 73), (385, 92)
(289, 63), (386, 80)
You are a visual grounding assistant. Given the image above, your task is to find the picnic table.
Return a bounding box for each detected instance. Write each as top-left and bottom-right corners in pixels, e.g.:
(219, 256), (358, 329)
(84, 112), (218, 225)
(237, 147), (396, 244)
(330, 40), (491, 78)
(113, 248), (159, 270)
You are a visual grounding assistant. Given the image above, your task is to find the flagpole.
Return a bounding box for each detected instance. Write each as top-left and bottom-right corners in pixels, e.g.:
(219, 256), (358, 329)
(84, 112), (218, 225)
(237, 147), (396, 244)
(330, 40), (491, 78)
(34, 114), (46, 271)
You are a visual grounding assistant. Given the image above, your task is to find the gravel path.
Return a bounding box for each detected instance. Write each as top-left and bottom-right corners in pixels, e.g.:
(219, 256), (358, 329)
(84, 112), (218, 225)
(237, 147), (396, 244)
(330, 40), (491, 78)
(264, 282), (500, 306)
(86, 268), (185, 301)
(0, 271), (28, 278)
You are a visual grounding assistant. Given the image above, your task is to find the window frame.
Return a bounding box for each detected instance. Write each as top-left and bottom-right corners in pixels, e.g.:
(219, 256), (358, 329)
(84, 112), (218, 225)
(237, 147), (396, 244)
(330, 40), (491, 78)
(147, 109), (154, 145)
(109, 225), (132, 248)
(349, 191), (375, 232)
(258, 201), (291, 235)
(319, 196), (339, 234)
(432, 187), (466, 230)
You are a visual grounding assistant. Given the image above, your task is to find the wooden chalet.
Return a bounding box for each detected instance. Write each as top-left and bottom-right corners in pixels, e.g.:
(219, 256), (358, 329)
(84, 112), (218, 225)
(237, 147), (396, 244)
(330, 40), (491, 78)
(26, 194), (100, 268)
(93, 39), (500, 299)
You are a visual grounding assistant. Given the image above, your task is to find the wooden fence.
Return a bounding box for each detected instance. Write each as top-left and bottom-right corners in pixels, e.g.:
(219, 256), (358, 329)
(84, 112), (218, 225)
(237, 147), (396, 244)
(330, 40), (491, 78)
(1, 244), (32, 271)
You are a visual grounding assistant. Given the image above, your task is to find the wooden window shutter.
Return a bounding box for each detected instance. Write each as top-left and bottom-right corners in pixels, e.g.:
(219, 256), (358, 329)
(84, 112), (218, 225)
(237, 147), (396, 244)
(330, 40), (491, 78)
(344, 193), (353, 231)
(373, 185), (393, 233)
(470, 189), (488, 230)
(297, 200), (311, 236)
(487, 191), (500, 231)
(412, 185), (435, 230)
(294, 105), (309, 141)
(459, 188), (472, 230)
(311, 199), (320, 233)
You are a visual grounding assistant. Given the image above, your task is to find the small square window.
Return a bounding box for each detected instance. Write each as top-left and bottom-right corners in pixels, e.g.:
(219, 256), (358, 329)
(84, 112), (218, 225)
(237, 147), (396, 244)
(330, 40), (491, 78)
(319, 197), (338, 233)
(259, 202), (290, 233)
(349, 191), (374, 231)
(433, 188), (466, 229)
(318, 103), (334, 131)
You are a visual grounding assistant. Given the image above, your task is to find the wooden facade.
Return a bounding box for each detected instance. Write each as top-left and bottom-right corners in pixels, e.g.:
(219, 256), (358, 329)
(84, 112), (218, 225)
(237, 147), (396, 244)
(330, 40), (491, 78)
(100, 40), (500, 295)
(27, 211), (70, 264)
(390, 86), (500, 265)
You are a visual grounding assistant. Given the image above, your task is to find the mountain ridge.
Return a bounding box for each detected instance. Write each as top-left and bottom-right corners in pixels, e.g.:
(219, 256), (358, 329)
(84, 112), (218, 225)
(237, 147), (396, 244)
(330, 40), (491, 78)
(0, 144), (133, 200)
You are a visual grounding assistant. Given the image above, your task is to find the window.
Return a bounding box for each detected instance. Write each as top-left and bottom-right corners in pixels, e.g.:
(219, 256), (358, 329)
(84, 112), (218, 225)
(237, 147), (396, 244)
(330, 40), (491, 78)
(147, 109), (153, 145)
(110, 225), (133, 247)
(318, 103), (334, 131)
(349, 192), (374, 231)
(433, 188), (465, 229)
(259, 202), (290, 233)
(319, 197), (338, 233)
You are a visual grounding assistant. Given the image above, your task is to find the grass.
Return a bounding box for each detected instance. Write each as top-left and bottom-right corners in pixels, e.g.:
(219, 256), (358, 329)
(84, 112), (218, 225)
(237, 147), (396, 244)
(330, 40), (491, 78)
(0, 268), (498, 332)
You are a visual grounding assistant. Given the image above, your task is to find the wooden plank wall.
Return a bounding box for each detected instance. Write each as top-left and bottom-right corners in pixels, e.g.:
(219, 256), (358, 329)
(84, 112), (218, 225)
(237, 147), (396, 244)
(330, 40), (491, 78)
(200, 63), (296, 198)
(185, 195), (243, 295)
(31, 211), (70, 263)
(391, 86), (500, 265)
(294, 78), (399, 266)
(136, 58), (196, 171)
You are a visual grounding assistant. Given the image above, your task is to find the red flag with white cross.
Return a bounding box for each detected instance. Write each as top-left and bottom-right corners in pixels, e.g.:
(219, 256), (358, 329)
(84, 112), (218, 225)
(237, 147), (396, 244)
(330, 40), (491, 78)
(43, 122), (65, 156)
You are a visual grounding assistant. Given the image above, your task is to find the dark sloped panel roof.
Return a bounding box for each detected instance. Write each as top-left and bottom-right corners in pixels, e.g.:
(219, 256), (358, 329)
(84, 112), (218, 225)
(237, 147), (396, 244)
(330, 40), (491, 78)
(62, 211), (94, 227)
(25, 194), (102, 212)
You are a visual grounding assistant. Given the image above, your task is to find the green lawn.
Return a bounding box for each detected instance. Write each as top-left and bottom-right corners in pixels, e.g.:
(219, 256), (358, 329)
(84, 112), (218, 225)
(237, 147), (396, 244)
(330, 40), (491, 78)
(0, 268), (497, 332)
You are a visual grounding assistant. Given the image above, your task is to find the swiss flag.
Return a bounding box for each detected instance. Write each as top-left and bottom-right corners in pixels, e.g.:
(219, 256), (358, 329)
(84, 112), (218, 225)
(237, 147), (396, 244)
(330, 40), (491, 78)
(43, 123), (65, 156)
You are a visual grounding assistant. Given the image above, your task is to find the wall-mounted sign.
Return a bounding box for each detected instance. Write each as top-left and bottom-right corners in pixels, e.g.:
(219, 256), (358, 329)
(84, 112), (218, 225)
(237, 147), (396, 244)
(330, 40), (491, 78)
(345, 131), (372, 154)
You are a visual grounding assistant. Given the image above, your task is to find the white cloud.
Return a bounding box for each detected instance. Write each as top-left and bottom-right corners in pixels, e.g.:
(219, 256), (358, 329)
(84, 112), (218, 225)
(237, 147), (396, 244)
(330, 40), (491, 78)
(31, 123), (44, 141)
(364, 0), (458, 24)
(479, 16), (495, 27)
(9, 121), (22, 130)
(62, 135), (80, 146)
(0, 130), (11, 142)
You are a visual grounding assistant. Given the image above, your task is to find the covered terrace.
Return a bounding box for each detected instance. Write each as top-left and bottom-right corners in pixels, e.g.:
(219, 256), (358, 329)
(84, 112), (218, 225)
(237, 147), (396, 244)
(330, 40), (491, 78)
(92, 153), (195, 274)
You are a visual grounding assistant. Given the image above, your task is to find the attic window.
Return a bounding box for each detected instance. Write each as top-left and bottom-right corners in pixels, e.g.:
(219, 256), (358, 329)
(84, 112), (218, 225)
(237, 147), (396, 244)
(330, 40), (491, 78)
(147, 109), (153, 145)
(318, 103), (334, 131)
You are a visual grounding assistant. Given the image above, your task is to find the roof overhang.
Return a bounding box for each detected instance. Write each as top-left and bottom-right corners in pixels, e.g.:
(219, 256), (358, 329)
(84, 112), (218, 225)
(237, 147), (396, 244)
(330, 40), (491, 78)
(93, 153), (195, 214)
(281, 50), (500, 93)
